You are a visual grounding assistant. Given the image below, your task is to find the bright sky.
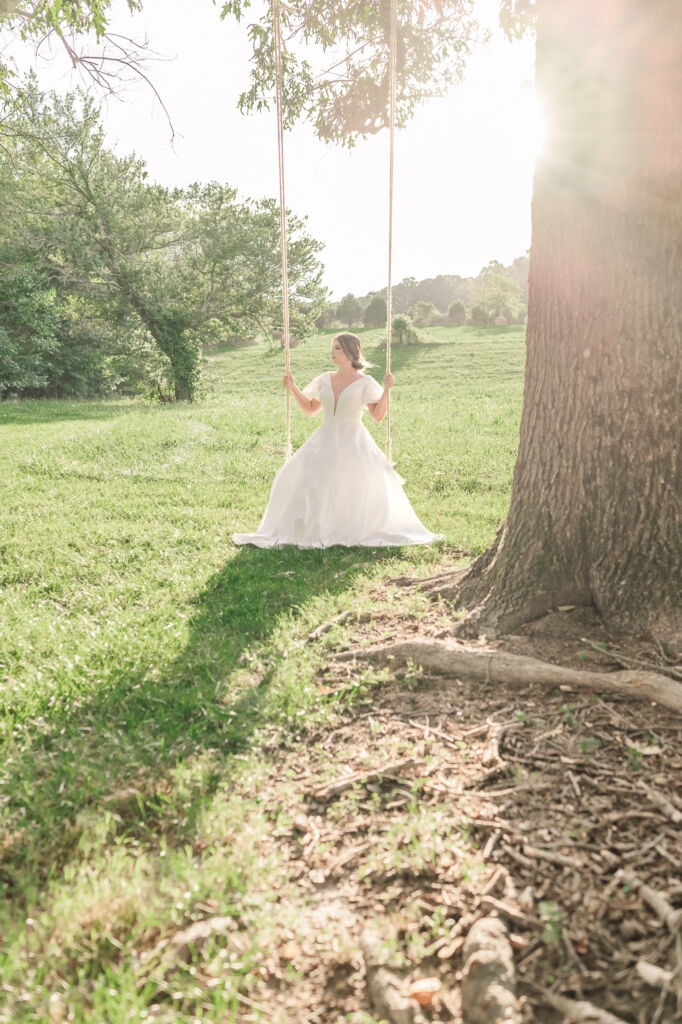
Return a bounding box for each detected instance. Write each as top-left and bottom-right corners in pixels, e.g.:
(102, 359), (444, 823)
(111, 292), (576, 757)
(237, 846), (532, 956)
(7, 0), (538, 299)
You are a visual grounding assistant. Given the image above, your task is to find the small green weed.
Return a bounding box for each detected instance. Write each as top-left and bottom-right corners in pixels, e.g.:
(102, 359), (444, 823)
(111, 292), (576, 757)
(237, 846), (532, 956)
(560, 704), (576, 726)
(578, 736), (602, 758)
(539, 900), (564, 946)
(626, 746), (644, 771)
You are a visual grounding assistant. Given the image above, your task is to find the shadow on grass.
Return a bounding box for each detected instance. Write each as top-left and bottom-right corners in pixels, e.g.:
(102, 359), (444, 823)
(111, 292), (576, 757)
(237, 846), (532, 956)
(0, 543), (395, 907)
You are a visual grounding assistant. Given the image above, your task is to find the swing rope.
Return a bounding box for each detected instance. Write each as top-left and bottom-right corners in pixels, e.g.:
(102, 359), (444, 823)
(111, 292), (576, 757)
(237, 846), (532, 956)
(273, 0), (292, 461)
(385, 0), (397, 463)
(272, 0), (397, 462)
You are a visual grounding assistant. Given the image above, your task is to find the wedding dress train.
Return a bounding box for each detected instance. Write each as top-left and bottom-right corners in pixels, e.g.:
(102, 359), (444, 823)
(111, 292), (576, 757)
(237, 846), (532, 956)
(233, 371), (439, 548)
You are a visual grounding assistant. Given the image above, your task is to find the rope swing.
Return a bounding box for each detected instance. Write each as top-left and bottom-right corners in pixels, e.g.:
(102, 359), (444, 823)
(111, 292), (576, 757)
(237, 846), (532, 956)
(385, 0), (397, 464)
(272, 0), (398, 462)
(273, 0), (292, 461)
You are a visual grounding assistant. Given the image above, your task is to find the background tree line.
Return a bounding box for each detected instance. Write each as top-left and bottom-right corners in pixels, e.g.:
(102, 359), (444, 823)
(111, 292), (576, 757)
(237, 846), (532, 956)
(318, 254), (529, 330)
(0, 81), (326, 402)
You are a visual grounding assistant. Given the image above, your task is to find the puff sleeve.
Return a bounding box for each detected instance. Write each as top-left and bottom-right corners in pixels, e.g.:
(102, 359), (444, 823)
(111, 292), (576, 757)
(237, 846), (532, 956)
(302, 373), (325, 400)
(362, 375), (385, 405)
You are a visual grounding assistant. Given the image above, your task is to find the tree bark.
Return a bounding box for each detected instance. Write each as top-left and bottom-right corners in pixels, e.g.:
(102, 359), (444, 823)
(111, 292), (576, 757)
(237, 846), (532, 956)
(438, 0), (682, 652)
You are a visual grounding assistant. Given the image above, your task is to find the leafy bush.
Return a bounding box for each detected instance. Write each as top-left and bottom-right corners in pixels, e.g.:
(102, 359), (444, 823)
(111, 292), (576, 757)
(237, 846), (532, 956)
(447, 299), (467, 325)
(410, 300), (439, 326)
(391, 314), (420, 344)
(469, 305), (490, 326)
(0, 265), (59, 398)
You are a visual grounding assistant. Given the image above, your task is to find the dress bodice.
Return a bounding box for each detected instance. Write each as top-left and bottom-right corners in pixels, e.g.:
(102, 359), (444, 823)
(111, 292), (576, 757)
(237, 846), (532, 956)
(303, 372), (384, 426)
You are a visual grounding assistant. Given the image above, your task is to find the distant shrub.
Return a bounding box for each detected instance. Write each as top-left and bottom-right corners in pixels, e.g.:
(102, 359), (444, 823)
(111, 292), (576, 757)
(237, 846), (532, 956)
(410, 300), (439, 326)
(469, 304), (489, 326)
(447, 300), (466, 325)
(315, 303), (338, 329)
(391, 314), (420, 344)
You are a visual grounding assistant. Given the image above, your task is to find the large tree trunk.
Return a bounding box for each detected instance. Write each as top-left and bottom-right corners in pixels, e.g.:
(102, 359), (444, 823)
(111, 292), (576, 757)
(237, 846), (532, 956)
(442, 0), (682, 652)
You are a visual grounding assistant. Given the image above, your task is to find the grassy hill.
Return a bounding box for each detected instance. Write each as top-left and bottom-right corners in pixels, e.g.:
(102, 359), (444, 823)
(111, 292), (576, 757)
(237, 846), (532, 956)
(0, 325), (525, 1021)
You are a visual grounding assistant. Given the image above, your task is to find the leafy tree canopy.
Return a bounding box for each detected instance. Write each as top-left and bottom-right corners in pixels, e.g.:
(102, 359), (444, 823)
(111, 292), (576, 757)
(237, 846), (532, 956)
(0, 0), (144, 99)
(447, 298), (466, 323)
(221, 0), (483, 146)
(471, 267), (524, 321)
(0, 80), (326, 399)
(410, 299), (438, 325)
(335, 292), (363, 326)
(218, 0), (539, 146)
(363, 294), (387, 327)
(1, 0), (535, 135)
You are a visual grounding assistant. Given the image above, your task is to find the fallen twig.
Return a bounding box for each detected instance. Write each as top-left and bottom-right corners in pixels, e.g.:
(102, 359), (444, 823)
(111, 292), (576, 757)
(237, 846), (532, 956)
(478, 894), (538, 930)
(581, 637), (682, 682)
(617, 868), (682, 931)
(481, 719), (519, 765)
(307, 609), (353, 641)
(636, 959), (673, 987)
(308, 758), (422, 801)
(637, 782), (682, 825)
(326, 841), (371, 875)
(538, 988), (629, 1024)
(522, 844), (586, 871)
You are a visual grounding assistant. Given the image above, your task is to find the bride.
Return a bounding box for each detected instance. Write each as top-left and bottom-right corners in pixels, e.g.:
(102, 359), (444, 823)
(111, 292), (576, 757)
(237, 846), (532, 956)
(233, 332), (439, 548)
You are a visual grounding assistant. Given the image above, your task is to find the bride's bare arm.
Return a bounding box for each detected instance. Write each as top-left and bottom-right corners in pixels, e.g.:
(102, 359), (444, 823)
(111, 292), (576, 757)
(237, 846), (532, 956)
(367, 372), (394, 422)
(283, 373), (322, 417)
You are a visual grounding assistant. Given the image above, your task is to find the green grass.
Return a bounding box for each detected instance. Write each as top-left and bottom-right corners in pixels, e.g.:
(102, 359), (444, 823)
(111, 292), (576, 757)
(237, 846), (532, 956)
(0, 325), (524, 1022)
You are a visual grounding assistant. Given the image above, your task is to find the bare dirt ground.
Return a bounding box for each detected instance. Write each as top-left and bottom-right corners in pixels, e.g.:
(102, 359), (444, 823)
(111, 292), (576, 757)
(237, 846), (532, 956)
(237, 599), (682, 1023)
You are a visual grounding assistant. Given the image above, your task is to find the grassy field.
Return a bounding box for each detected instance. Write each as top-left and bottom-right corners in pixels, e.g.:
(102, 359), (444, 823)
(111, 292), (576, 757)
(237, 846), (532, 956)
(0, 325), (525, 1022)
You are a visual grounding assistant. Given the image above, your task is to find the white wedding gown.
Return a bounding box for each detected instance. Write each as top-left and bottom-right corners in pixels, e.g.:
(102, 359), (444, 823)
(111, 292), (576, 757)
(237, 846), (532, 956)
(233, 371), (439, 548)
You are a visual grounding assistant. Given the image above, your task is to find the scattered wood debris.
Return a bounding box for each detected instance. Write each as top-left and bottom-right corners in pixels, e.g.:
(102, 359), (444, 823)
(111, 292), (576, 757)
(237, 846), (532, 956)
(163, 603), (682, 1023)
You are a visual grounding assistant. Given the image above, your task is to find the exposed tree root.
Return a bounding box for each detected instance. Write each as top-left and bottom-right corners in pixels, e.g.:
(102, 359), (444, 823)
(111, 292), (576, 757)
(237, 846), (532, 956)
(334, 640), (682, 715)
(419, 568), (473, 604)
(461, 916), (519, 1024)
(390, 567), (469, 592)
(361, 929), (425, 1024)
